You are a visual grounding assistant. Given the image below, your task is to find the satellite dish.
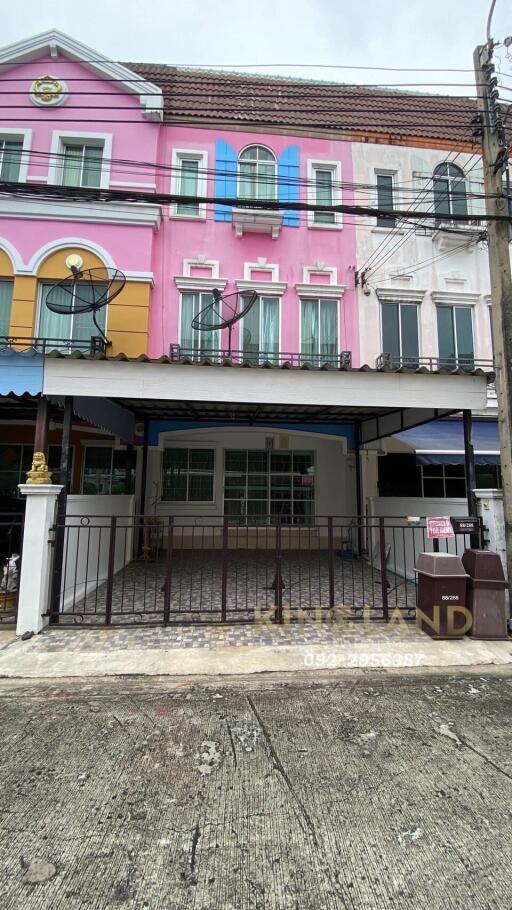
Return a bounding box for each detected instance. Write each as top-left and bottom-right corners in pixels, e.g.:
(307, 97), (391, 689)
(45, 266), (126, 349)
(191, 288), (257, 356)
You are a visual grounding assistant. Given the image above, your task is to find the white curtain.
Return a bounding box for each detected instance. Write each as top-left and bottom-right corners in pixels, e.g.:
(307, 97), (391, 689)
(38, 285), (71, 342)
(301, 300), (318, 357)
(261, 297), (279, 354)
(320, 300), (337, 360)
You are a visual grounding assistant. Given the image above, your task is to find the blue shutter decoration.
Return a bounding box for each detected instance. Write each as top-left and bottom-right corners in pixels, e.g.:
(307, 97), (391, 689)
(214, 139), (237, 222)
(278, 145), (300, 227)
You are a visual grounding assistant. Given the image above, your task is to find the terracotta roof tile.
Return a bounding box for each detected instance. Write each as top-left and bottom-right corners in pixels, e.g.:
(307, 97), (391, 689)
(125, 63), (480, 144)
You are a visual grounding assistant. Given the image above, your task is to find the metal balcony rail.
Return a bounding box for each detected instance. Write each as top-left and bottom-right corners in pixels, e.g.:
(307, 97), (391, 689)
(0, 335), (107, 355)
(376, 352), (495, 372)
(169, 345), (352, 368)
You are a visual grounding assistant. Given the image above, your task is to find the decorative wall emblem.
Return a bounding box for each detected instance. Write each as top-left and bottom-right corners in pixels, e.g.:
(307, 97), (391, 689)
(30, 76), (68, 107)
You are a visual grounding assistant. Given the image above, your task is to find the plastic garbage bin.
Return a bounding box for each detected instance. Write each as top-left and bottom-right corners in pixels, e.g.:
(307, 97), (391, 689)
(461, 549), (508, 640)
(415, 552), (469, 639)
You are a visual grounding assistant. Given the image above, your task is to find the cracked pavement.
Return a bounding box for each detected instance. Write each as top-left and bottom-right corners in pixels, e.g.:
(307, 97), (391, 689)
(0, 668), (512, 909)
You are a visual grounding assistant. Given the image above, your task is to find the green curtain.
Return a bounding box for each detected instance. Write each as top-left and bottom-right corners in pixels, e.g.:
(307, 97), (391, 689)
(82, 146), (103, 188)
(301, 300), (318, 357)
(0, 280), (13, 336)
(62, 146), (83, 187)
(319, 299), (337, 360)
(177, 160), (199, 215)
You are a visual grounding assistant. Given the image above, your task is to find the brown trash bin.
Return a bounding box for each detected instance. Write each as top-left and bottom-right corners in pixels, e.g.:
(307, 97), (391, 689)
(461, 549), (508, 640)
(415, 553), (469, 639)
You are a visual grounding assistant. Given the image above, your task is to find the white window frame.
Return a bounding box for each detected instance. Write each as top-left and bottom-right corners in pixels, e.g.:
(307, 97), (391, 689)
(299, 297), (340, 357)
(374, 169), (398, 230)
(379, 300), (421, 362)
(48, 131), (112, 189)
(170, 148), (208, 219)
(161, 445), (216, 503)
(223, 448), (316, 525)
(36, 280), (109, 344)
(435, 302), (475, 364)
(178, 290), (220, 354)
(237, 144), (277, 202)
(0, 128), (31, 183)
(307, 159), (342, 229)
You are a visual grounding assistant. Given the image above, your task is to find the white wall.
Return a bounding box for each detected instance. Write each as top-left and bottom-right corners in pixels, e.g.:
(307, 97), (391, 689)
(368, 495), (469, 580)
(145, 427), (352, 525)
(60, 494), (135, 611)
(352, 143), (494, 380)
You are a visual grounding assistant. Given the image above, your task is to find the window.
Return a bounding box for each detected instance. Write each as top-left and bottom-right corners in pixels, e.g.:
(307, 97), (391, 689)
(224, 449), (315, 525)
(241, 296), (279, 361)
(238, 146), (276, 201)
(377, 453), (502, 498)
(0, 444), (72, 499)
(314, 169), (335, 224)
(376, 173), (396, 227)
(436, 305), (474, 369)
(381, 301), (419, 367)
(307, 160), (341, 227)
(301, 298), (338, 364)
(171, 149), (207, 218)
(0, 280), (13, 336)
(61, 142), (103, 188)
(433, 163), (467, 219)
(180, 292), (219, 357)
(0, 138), (23, 181)
(38, 282), (107, 351)
(162, 448), (214, 502)
(82, 446), (134, 495)
(421, 463), (466, 497)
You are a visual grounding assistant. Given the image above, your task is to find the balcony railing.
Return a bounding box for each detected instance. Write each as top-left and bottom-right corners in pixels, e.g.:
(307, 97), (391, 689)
(376, 352), (495, 372)
(0, 335), (107, 355)
(169, 345), (352, 368)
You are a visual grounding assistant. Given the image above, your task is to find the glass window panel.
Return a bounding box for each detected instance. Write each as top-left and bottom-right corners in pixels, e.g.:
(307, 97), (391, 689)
(177, 159), (200, 216)
(315, 169), (335, 224)
(261, 297), (279, 355)
(445, 464), (465, 477)
(382, 304), (400, 361)
(239, 161), (256, 199)
(225, 450), (247, 472)
(437, 307), (456, 366)
(189, 474), (213, 501)
(82, 447), (113, 495)
(433, 177), (450, 218)
(190, 449), (214, 471)
(0, 140), (23, 182)
(423, 477), (444, 497)
(376, 174), (395, 227)
(423, 465), (443, 477)
(400, 304), (419, 363)
(293, 452), (314, 473)
(82, 145), (103, 188)
(62, 145), (83, 187)
(301, 300), (318, 357)
(247, 450), (268, 472)
(319, 299), (338, 360)
(271, 452), (291, 472)
(445, 479), (466, 498)
(0, 280), (13, 336)
(451, 178), (468, 216)
(242, 297), (260, 357)
(166, 448), (188, 470)
(180, 293), (196, 351)
(455, 307), (474, 367)
(476, 465), (499, 489)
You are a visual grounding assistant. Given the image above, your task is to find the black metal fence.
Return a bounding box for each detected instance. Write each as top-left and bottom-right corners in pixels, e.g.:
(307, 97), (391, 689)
(0, 512), (24, 623)
(0, 335), (107, 355)
(47, 513), (484, 627)
(169, 345), (352, 368)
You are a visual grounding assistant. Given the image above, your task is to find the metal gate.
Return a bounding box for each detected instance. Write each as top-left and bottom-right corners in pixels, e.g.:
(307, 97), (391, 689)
(47, 513), (484, 627)
(0, 512), (24, 625)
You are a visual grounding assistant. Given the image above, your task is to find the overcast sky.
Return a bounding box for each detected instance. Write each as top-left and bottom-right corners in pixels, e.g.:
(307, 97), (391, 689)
(2, 0), (511, 95)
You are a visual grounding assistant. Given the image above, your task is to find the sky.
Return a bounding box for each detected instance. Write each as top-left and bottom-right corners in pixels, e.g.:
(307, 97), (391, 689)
(1, 0), (511, 96)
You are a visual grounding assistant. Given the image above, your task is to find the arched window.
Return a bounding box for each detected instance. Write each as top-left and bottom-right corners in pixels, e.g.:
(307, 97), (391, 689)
(433, 163), (467, 218)
(238, 146), (276, 201)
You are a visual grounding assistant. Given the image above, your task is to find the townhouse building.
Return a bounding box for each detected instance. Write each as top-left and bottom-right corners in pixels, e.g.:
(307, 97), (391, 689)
(0, 30), (495, 630)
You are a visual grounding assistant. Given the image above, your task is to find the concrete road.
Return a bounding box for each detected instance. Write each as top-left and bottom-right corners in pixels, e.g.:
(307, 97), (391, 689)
(0, 669), (511, 909)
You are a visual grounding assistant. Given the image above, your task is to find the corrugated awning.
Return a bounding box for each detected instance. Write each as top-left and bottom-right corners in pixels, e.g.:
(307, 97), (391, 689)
(395, 419), (500, 466)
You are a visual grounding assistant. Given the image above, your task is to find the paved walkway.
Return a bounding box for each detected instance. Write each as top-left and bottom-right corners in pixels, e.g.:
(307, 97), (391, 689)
(0, 620), (510, 678)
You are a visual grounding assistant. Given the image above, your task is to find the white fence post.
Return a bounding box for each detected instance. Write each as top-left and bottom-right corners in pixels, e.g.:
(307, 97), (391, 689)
(16, 484), (63, 635)
(475, 489), (506, 577)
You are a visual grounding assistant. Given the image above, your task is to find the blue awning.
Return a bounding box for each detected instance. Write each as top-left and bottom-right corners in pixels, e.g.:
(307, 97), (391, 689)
(0, 348), (43, 396)
(394, 419), (500, 466)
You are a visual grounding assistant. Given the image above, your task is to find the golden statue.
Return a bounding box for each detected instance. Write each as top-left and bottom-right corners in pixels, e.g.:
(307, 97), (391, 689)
(26, 452), (53, 485)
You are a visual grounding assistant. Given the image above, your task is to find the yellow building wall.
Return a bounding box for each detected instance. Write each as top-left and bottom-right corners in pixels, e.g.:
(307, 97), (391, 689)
(5, 247), (150, 357)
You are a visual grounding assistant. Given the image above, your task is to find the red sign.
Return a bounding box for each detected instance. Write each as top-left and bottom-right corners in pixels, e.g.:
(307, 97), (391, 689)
(426, 517), (455, 539)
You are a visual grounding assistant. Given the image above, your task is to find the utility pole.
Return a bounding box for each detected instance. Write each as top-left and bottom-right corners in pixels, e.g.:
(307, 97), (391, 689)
(473, 41), (512, 595)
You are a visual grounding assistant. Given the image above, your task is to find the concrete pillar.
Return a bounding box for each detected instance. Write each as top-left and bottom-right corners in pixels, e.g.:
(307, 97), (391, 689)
(475, 489), (506, 576)
(16, 484), (63, 635)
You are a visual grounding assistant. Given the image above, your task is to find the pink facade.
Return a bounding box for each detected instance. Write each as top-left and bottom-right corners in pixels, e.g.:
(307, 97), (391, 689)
(0, 36), (358, 365)
(150, 127), (358, 361)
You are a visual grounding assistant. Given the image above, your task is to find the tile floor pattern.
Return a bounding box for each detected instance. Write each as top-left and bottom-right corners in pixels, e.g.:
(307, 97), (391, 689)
(59, 550), (418, 627)
(27, 617), (425, 652)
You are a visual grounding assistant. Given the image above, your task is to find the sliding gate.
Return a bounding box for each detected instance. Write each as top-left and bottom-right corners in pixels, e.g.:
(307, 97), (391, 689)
(48, 514), (484, 627)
